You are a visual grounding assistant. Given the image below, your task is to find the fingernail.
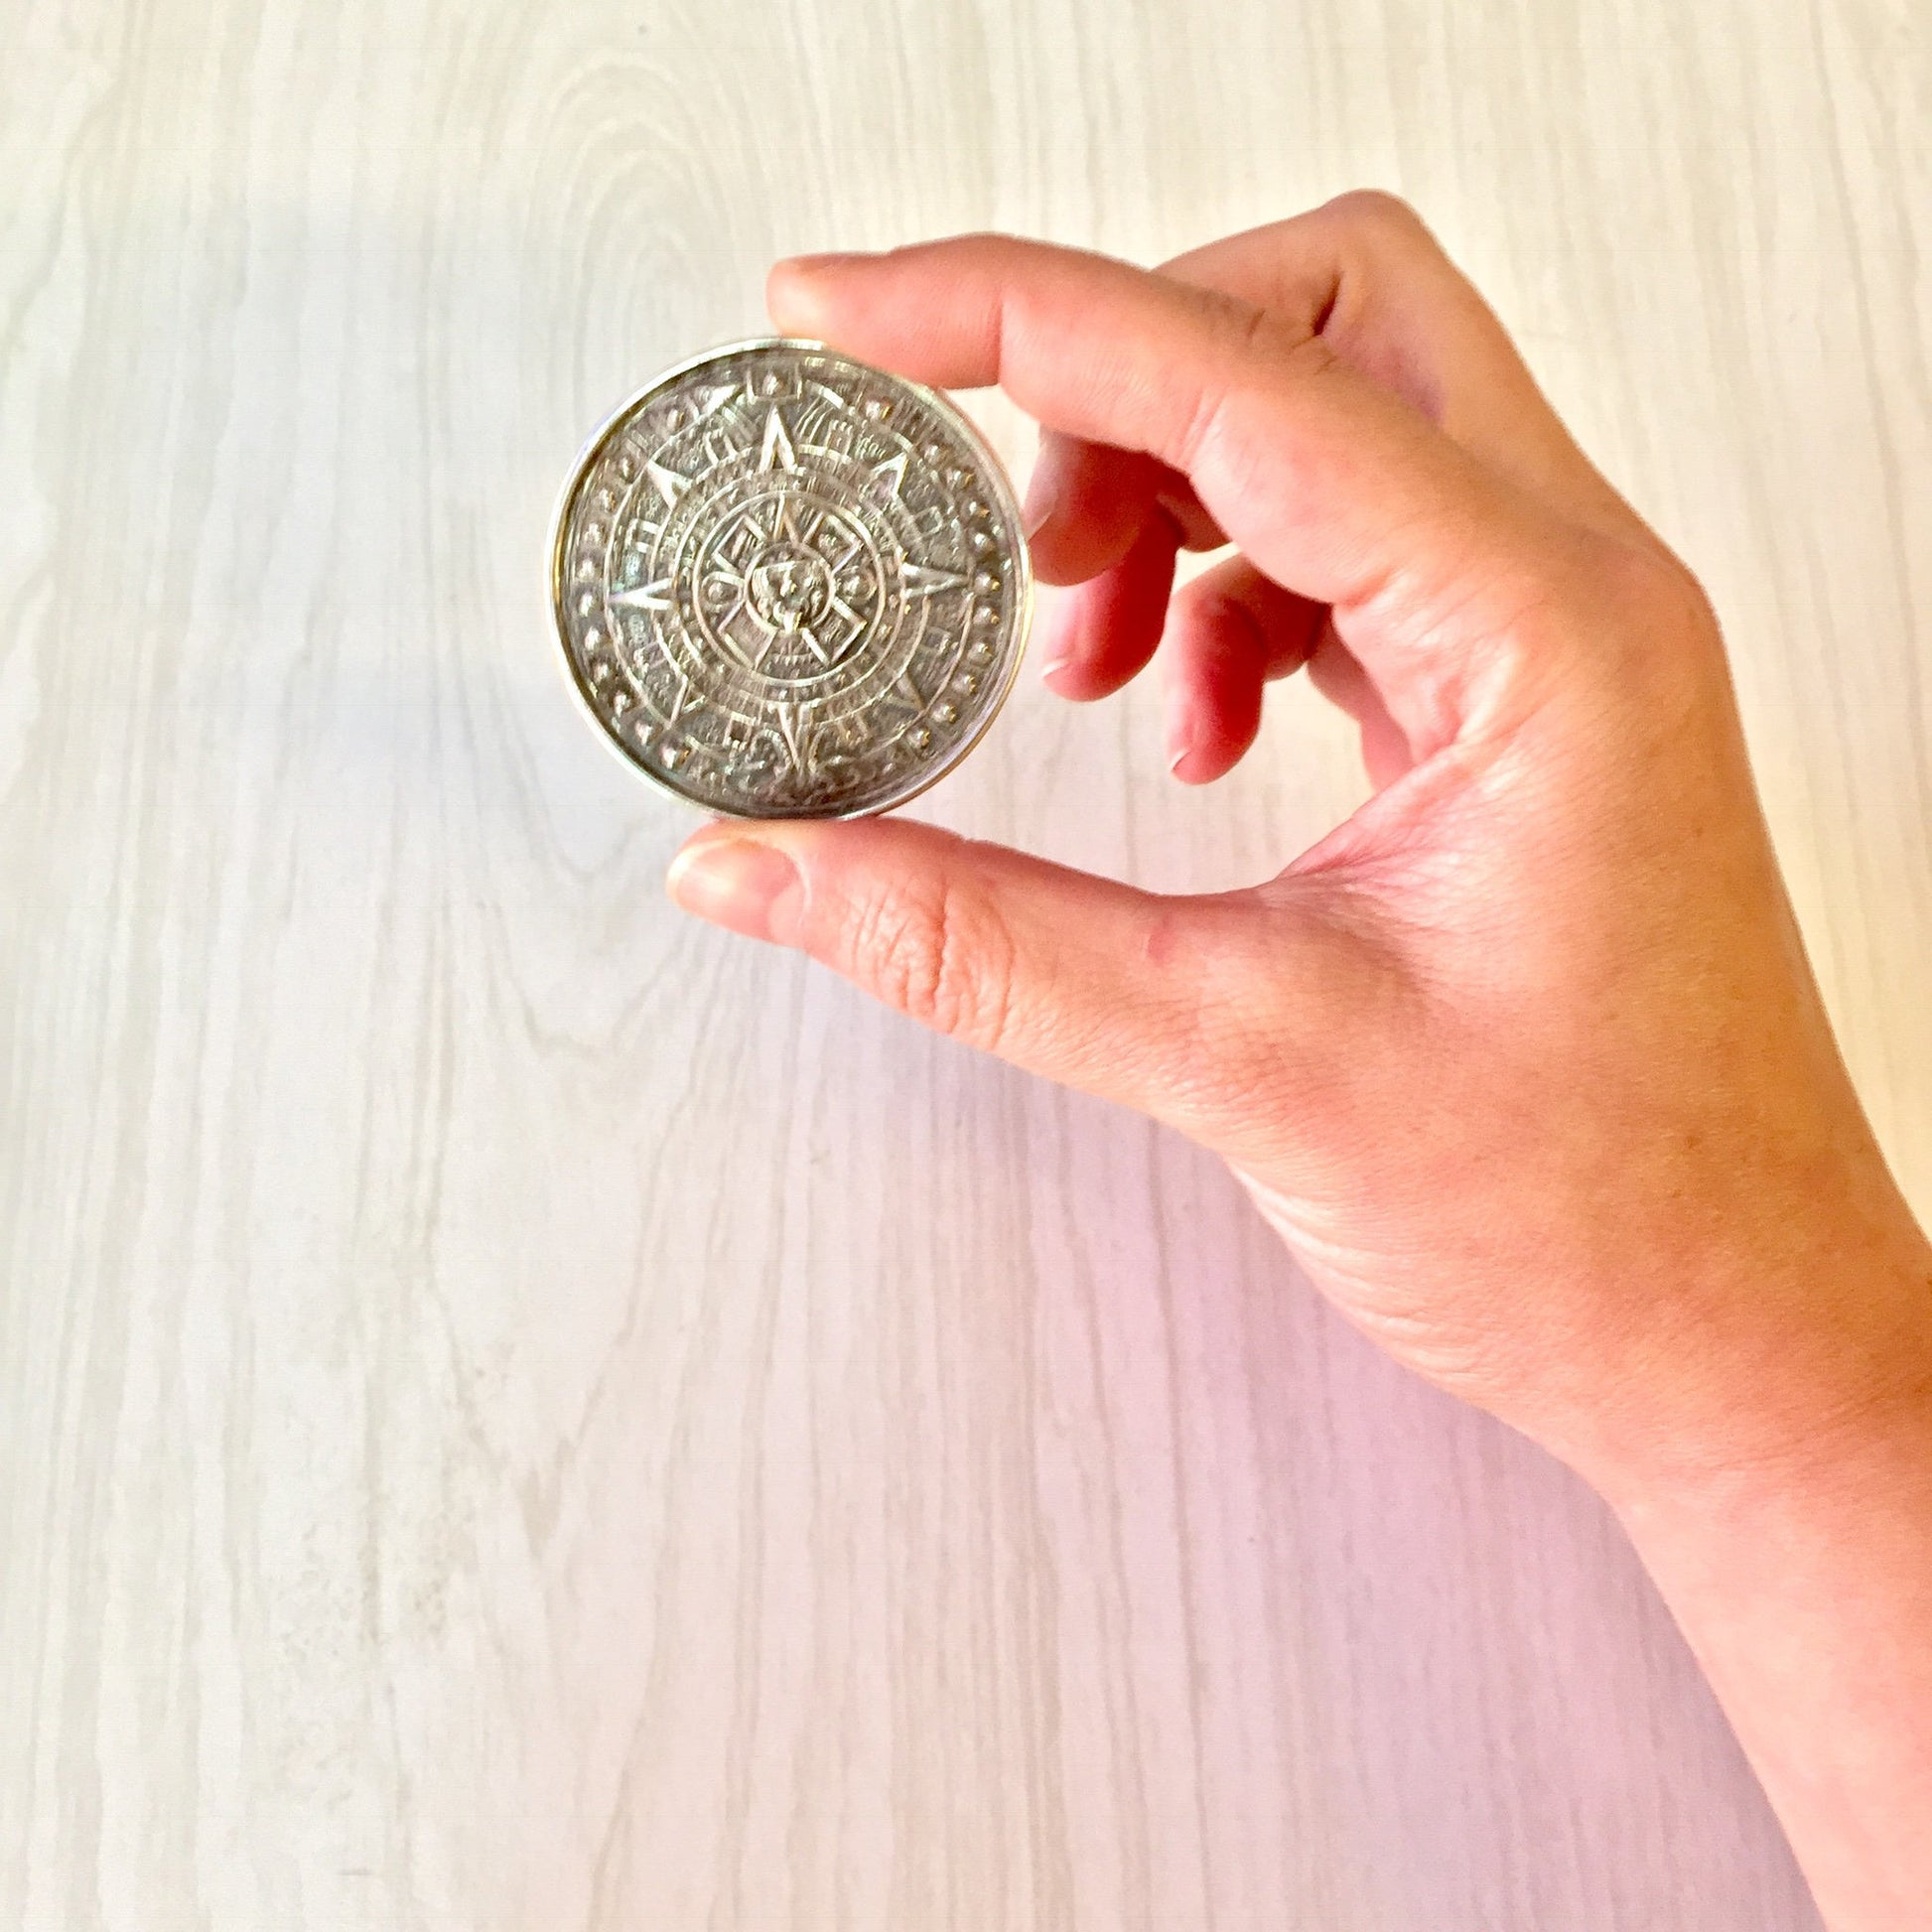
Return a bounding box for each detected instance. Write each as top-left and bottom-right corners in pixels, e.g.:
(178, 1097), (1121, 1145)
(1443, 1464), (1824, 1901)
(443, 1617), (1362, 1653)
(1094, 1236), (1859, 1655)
(1166, 712), (1197, 780)
(1022, 488), (1057, 543)
(769, 254), (866, 334)
(776, 251), (863, 282)
(666, 835), (803, 944)
(1037, 609), (1079, 689)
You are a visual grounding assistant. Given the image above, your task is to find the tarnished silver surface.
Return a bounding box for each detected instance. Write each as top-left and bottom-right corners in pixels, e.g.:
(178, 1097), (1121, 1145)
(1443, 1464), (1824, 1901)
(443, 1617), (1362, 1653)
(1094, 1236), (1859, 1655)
(550, 340), (1032, 818)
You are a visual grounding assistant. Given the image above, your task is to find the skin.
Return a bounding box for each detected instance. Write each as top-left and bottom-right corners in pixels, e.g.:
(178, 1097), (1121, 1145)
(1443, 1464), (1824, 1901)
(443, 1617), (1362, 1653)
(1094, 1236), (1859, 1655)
(662, 196), (1932, 1928)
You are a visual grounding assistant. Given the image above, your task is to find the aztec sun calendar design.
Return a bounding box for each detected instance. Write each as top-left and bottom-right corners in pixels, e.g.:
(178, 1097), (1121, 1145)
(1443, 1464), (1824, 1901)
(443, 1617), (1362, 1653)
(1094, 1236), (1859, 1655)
(550, 341), (1032, 818)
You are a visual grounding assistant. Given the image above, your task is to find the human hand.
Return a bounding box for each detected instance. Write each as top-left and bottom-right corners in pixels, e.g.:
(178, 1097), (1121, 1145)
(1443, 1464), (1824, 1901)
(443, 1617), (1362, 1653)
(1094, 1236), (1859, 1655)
(665, 197), (1932, 1497)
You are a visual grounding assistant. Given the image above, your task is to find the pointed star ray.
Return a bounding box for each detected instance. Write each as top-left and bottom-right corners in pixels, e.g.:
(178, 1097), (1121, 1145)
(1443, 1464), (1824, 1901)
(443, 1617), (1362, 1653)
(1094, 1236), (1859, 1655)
(772, 701), (813, 774)
(645, 460), (689, 510)
(734, 629), (775, 672)
(609, 577), (674, 611)
(759, 406), (798, 473)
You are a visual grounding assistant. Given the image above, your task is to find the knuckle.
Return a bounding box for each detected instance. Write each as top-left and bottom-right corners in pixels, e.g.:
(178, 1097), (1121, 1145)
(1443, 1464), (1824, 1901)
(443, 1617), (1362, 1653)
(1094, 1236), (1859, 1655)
(1577, 534), (1721, 654)
(1620, 544), (1718, 637)
(1134, 899), (1336, 1137)
(1167, 575), (1224, 633)
(1494, 531), (1730, 732)
(1210, 287), (1281, 358)
(1175, 375), (1234, 479)
(851, 870), (1017, 1052)
(1189, 283), (1298, 365)
(941, 228), (1016, 270)
(1323, 188), (1431, 243)
(1173, 289), (1313, 473)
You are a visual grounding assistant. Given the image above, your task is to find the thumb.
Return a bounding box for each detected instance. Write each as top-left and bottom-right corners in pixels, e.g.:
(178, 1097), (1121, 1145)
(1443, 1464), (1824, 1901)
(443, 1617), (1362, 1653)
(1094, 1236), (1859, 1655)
(664, 817), (1321, 1133)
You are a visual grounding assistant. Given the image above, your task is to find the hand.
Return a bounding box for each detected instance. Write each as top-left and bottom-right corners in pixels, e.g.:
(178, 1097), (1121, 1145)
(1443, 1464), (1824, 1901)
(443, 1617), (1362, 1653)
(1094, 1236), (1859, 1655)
(667, 197), (1931, 1491)
(663, 198), (1932, 1930)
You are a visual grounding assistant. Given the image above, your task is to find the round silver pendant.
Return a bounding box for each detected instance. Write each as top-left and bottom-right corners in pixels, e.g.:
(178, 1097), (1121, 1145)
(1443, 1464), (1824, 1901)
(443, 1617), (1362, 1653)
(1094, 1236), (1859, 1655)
(549, 340), (1033, 818)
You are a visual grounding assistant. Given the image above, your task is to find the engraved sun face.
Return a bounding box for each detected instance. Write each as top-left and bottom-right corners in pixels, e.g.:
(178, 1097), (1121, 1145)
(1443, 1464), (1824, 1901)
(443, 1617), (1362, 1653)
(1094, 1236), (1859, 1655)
(693, 489), (883, 682)
(745, 541), (831, 631)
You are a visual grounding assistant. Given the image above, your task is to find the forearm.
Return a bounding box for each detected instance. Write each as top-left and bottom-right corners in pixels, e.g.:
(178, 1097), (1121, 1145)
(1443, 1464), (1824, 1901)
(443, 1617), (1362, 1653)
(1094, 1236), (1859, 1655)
(1604, 1236), (1932, 1929)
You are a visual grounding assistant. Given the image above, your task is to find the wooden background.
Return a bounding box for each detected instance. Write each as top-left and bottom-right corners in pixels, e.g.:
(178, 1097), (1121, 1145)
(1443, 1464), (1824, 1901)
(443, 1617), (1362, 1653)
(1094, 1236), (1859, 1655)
(3, 0), (1927, 1926)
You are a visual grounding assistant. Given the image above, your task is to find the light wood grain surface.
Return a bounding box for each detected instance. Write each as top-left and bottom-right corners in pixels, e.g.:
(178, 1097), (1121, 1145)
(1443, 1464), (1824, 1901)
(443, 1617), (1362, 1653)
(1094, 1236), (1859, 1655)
(4, 0), (1927, 1926)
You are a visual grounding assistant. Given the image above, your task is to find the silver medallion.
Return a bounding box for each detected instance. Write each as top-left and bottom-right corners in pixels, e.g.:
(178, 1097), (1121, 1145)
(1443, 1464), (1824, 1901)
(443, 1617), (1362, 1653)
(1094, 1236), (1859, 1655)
(550, 339), (1033, 818)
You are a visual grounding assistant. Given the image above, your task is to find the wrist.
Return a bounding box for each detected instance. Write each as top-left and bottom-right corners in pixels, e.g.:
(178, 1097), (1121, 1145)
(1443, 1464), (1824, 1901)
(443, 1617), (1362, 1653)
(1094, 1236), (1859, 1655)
(1593, 1240), (1932, 1932)
(1582, 1214), (1932, 1522)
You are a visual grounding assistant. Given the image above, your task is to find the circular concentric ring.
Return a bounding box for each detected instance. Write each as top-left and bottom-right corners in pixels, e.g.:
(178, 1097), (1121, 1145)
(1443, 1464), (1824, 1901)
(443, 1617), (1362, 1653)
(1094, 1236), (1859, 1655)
(550, 339), (1033, 818)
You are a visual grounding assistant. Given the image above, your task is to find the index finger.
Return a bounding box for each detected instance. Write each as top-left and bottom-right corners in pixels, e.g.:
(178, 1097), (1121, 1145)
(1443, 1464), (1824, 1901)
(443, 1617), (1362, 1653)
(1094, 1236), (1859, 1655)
(766, 234), (1560, 678)
(1157, 199), (1634, 532)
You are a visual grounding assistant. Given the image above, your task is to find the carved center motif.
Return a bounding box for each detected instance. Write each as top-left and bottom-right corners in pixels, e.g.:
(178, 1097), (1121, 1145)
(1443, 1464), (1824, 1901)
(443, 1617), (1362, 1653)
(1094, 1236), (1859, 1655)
(745, 540), (831, 631)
